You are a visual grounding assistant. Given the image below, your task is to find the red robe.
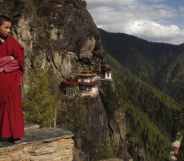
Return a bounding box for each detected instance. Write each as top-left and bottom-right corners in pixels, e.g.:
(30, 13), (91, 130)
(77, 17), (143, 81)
(0, 35), (24, 139)
(0, 56), (20, 72)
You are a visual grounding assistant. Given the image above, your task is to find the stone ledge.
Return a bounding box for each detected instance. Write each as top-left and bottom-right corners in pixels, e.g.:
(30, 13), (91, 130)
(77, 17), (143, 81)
(0, 128), (74, 161)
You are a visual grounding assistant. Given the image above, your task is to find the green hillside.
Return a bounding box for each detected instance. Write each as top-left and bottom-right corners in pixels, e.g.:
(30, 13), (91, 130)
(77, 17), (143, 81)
(99, 29), (184, 105)
(104, 54), (184, 161)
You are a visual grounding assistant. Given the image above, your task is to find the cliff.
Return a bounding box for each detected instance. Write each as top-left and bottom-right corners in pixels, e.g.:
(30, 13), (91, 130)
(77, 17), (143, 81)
(0, 0), (129, 161)
(0, 0), (178, 161)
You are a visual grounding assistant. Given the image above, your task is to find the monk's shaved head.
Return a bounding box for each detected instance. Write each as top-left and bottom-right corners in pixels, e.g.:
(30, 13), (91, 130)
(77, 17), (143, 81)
(0, 15), (12, 26)
(0, 15), (12, 38)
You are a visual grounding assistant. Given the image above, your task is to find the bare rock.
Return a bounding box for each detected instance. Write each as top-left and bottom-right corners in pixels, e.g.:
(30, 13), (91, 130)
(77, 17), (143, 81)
(0, 128), (74, 161)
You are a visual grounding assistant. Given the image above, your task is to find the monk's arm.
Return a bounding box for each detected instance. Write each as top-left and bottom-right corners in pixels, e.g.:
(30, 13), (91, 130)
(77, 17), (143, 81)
(0, 56), (14, 68)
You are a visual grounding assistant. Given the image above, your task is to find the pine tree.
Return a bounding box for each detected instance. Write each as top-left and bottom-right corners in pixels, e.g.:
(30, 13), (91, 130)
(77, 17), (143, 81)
(24, 67), (58, 127)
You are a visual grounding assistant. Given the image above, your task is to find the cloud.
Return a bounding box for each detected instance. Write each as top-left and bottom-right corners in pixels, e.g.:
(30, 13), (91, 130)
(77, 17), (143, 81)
(87, 0), (135, 6)
(86, 0), (184, 44)
(125, 20), (184, 44)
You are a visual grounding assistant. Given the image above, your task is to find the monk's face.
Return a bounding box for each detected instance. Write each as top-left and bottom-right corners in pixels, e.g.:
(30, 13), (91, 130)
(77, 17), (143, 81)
(0, 21), (12, 38)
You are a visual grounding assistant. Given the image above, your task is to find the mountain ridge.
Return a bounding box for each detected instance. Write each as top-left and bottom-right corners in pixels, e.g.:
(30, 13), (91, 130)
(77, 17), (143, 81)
(99, 28), (184, 105)
(99, 28), (184, 47)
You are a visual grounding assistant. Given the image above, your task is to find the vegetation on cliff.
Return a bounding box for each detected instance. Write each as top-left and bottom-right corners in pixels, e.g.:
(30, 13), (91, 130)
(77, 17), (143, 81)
(105, 54), (183, 161)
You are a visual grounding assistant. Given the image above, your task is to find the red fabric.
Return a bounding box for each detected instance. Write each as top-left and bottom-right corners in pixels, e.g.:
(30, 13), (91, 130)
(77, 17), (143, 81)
(0, 56), (12, 66)
(0, 56), (20, 73)
(0, 36), (24, 139)
(3, 59), (20, 72)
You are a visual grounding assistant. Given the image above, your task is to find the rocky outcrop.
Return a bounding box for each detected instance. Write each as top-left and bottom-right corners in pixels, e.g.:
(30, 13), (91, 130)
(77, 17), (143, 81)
(0, 128), (74, 161)
(0, 0), (104, 83)
(0, 0), (129, 160)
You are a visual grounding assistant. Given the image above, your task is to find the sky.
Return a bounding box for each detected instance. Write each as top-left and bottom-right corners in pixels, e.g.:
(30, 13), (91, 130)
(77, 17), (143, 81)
(86, 0), (184, 44)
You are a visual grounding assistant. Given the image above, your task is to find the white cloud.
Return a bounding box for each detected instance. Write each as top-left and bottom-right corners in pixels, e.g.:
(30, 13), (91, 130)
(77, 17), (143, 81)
(86, 0), (184, 44)
(125, 20), (184, 44)
(127, 20), (180, 37)
(87, 0), (135, 6)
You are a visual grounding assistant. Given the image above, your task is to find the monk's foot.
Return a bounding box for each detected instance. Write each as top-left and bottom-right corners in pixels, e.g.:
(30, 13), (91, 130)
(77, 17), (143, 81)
(9, 138), (24, 144)
(13, 139), (23, 144)
(0, 141), (14, 147)
(0, 142), (4, 147)
(0, 137), (25, 146)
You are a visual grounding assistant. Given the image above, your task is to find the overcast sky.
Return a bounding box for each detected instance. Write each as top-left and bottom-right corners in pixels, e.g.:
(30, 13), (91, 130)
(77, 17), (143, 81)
(86, 0), (184, 44)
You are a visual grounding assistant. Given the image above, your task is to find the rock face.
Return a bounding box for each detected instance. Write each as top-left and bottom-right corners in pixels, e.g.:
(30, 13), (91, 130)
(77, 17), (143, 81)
(0, 0), (104, 86)
(0, 128), (74, 161)
(59, 82), (130, 161)
(0, 0), (129, 161)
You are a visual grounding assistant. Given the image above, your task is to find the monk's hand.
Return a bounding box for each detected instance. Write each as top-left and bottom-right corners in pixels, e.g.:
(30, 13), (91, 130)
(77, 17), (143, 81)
(0, 67), (3, 72)
(10, 56), (15, 60)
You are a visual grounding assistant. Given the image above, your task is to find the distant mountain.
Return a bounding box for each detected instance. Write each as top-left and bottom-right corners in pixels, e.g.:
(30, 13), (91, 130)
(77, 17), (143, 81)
(105, 54), (183, 161)
(99, 28), (184, 104)
(100, 31), (184, 160)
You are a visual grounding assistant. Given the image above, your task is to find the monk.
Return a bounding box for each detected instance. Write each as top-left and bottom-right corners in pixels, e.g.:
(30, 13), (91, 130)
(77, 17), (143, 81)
(0, 15), (24, 145)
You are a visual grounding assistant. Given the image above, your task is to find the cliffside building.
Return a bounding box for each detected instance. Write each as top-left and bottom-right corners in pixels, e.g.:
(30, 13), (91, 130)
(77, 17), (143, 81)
(77, 72), (99, 97)
(100, 64), (112, 81)
(60, 79), (79, 97)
